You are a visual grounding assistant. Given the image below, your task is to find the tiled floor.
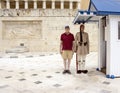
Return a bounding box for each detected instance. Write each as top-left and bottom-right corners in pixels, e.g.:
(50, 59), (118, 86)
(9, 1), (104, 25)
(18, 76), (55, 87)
(0, 52), (120, 93)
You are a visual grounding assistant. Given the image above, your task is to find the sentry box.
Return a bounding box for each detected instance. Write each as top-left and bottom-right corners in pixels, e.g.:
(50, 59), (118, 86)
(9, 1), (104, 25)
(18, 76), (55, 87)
(73, 0), (120, 79)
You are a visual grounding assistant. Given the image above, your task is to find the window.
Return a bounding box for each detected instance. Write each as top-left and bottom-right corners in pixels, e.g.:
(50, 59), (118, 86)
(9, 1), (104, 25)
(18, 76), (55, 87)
(28, 1), (34, 9)
(73, 2), (77, 9)
(46, 1), (52, 9)
(37, 1), (43, 8)
(55, 1), (60, 9)
(1, 0), (6, 9)
(64, 1), (69, 9)
(10, 1), (15, 9)
(19, 1), (24, 9)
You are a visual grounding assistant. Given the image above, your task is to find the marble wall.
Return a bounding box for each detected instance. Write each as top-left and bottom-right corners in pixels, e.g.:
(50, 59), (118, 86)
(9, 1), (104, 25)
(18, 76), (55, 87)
(0, 9), (98, 53)
(81, 0), (90, 10)
(3, 21), (42, 39)
(0, 9), (76, 17)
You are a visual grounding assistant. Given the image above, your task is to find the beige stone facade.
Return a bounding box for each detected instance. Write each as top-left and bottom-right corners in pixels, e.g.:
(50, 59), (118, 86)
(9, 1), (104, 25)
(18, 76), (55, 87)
(0, 0), (98, 53)
(81, 0), (90, 10)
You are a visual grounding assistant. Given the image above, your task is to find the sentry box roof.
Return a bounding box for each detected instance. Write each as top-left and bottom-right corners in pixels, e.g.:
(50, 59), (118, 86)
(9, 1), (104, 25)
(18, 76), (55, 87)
(73, 0), (120, 24)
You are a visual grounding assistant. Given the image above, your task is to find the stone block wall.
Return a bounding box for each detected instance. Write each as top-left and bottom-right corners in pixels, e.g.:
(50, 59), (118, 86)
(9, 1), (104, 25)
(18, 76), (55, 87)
(0, 9), (98, 53)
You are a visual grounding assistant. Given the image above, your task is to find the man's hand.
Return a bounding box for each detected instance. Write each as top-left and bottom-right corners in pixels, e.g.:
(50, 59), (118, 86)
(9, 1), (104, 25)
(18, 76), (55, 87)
(60, 49), (63, 54)
(74, 50), (77, 53)
(73, 46), (77, 53)
(72, 50), (74, 55)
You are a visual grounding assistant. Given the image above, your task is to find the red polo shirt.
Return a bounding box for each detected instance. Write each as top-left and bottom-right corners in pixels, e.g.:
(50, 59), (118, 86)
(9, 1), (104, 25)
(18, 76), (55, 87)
(61, 32), (74, 50)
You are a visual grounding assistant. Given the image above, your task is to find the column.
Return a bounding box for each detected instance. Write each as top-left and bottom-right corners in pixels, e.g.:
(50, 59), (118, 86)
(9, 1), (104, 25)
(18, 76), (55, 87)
(52, 0), (55, 9)
(43, 0), (46, 9)
(77, 0), (81, 9)
(69, 1), (73, 9)
(61, 0), (64, 9)
(15, 0), (19, 9)
(0, 0), (1, 9)
(34, 0), (37, 9)
(6, 0), (10, 9)
(24, 0), (28, 9)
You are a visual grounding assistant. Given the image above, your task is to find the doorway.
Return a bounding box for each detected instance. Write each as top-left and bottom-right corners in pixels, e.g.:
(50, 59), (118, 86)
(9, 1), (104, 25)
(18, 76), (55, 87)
(98, 16), (107, 74)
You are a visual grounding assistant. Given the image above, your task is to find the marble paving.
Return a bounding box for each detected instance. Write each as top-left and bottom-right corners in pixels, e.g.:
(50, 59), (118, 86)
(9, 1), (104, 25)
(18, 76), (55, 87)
(0, 52), (120, 93)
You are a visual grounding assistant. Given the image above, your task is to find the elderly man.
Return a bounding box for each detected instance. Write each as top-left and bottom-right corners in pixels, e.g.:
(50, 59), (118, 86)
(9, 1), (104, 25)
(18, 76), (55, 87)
(60, 26), (75, 74)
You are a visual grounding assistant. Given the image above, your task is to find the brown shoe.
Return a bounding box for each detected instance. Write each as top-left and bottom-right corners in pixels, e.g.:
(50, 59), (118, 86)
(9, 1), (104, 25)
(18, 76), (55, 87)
(82, 70), (88, 74)
(66, 70), (71, 74)
(62, 70), (67, 74)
